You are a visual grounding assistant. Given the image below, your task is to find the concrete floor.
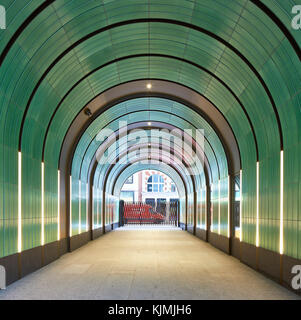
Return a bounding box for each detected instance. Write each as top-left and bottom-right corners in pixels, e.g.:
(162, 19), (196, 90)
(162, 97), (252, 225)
(0, 228), (299, 300)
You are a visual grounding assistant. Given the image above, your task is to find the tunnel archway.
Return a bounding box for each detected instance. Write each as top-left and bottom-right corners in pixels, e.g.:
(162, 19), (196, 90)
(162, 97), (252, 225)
(0, 1), (300, 292)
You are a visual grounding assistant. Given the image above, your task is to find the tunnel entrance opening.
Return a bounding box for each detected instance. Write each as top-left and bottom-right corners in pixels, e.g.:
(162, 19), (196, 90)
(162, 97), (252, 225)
(119, 170), (180, 228)
(121, 201), (179, 227)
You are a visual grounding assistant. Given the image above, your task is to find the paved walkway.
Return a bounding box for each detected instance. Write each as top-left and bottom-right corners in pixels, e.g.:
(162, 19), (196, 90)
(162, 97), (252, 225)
(0, 228), (299, 300)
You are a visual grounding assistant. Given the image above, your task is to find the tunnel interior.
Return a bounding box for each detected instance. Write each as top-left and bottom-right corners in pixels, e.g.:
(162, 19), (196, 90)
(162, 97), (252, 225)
(0, 0), (300, 291)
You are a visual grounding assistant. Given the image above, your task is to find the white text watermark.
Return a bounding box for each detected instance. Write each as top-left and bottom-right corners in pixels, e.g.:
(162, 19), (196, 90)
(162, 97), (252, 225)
(292, 5), (301, 30)
(94, 121), (204, 174)
(0, 265), (5, 289)
(0, 5), (6, 30)
(291, 265), (301, 290)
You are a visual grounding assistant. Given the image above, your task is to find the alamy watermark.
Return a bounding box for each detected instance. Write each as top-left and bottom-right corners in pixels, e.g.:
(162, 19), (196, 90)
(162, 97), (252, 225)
(94, 121), (204, 175)
(291, 265), (301, 290)
(0, 265), (5, 290)
(0, 5), (6, 30)
(292, 5), (301, 30)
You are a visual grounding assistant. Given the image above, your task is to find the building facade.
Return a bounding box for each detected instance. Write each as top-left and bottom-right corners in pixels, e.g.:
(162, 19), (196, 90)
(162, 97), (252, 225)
(120, 170), (179, 209)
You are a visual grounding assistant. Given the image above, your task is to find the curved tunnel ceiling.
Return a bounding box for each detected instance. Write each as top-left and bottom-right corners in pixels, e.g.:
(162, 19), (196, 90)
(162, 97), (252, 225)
(100, 155), (193, 199)
(94, 145), (199, 193)
(98, 145), (201, 194)
(1, 0), (299, 191)
(70, 97), (229, 187)
(87, 125), (210, 194)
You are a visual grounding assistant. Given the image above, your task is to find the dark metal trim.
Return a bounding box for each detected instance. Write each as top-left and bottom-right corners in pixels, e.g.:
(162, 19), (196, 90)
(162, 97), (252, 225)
(0, 0), (55, 66)
(88, 123), (211, 188)
(97, 146), (198, 193)
(250, 0), (301, 61)
(76, 114), (218, 182)
(112, 164), (186, 198)
(44, 52), (251, 164)
(102, 144), (200, 195)
(17, 19), (284, 158)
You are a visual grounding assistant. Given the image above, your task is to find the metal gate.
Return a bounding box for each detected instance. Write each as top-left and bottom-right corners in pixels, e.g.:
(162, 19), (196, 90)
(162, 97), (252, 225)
(121, 200), (179, 226)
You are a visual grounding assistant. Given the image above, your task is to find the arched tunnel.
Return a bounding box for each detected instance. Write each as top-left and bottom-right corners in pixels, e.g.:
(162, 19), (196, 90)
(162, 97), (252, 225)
(0, 0), (300, 300)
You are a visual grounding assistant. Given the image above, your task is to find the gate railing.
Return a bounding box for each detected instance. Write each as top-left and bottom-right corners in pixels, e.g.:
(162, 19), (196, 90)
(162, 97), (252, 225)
(122, 202), (178, 226)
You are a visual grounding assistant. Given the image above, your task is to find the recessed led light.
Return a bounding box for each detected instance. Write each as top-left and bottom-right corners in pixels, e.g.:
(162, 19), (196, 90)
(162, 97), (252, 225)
(58, 170), (60, 241)
(41, 162), (45, 246)
(148, 122), (152, 126)
(18, 151), (22, 253)
(146, 83), (152, 89)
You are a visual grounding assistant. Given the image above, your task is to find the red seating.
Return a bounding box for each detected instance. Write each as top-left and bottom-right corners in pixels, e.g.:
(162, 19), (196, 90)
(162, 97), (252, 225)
(123, 203), (165, 224)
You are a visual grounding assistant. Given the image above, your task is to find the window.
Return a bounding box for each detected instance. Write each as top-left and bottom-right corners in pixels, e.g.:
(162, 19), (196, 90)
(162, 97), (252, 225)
(120, 191), (134, 202)
(147, 174), (164, 193)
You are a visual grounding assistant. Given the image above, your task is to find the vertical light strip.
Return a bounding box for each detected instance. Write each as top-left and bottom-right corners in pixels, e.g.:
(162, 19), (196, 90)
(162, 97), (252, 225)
(280, 150), (284, 254)
(92, 186), (95, 230)
(210, 184), (213, 231)
(256, 161), (260, 247)
(57, 170), (60, 241)
(240, 169), (243, 242)
(86, 183), (89, 232)
(227, 175), (230, 238)
(204, 188), (207, 230)
(200, 189), (202, 228)
(97, 188), (99, 228)
(41, 162), (45, 246)
(218, 180), (221, 235)
(78, 180), (81, 234)
(18, 151), (22, 253)
(69, 175), (72, 237)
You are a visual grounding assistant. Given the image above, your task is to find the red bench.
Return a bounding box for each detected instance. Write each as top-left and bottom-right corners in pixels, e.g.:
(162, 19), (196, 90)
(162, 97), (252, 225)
(124, 203), (165, 224)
